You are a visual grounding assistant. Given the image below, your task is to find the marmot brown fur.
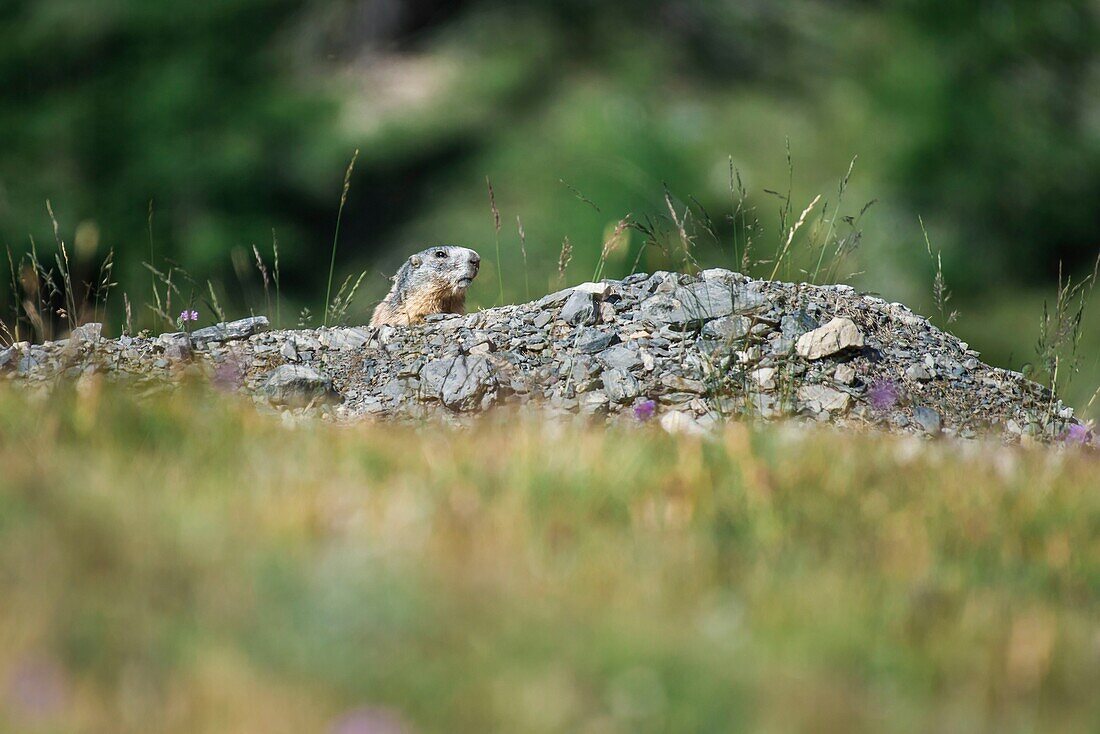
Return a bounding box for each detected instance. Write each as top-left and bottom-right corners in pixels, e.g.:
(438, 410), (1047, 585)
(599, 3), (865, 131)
(370, 245), (481, 327)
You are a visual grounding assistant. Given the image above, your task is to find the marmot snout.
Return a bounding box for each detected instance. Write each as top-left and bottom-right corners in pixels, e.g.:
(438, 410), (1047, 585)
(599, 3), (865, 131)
(370, 245), (481, 327)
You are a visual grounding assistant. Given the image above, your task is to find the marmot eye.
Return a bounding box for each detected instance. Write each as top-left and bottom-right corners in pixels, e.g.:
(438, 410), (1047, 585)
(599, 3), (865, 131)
(434, 249), (448, 258)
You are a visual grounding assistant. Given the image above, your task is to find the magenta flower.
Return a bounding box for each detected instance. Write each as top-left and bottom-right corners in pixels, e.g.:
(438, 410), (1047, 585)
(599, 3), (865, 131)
(633, 399), (657, 421)
(179, 310), (199, 322)
(867, 379), (900, 411)
(5, 654), (68, 720)
(329, 707), (410, 734)
(1061, 423), (1093, 446)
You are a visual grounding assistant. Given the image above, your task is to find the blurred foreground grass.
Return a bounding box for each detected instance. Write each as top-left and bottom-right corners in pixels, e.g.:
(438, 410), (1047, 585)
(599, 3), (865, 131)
(0, 384), (1098, 733)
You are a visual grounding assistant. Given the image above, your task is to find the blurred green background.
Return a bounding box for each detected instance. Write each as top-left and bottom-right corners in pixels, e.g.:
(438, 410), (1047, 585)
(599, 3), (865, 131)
(1, 0), (1098, 406)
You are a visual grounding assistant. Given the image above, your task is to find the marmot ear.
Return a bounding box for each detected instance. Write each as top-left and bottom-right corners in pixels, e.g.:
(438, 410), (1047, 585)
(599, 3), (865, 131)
(409, 255), (422, 269)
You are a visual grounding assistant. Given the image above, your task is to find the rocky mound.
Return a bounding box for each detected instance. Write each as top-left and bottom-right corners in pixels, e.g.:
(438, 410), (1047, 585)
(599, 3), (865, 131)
(0, 269), (1082, 441)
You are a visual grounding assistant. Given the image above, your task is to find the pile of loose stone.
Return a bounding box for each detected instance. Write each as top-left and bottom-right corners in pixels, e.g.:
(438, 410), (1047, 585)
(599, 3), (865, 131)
(0, 268), (1082, 441)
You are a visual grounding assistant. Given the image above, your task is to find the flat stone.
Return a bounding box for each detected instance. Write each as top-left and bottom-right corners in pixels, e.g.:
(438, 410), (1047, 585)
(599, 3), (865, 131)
(795, 317), (864, 360)
(597, 345), (642, 371)
(701, 315), (752, 341)
(575, 328), (617, 354)
(190, 316), (269, 346)
(420, 354), (496, 411)
(751, 367), (777, 390)
(71, 322), (103, 342)
(913, 406), (942, 435)
(571, 281), (611, 297)
(781, 312), (817, 339)
(262, 365), (339, 407)
(602, 369), (640, 403)
(319, 327), (370, 350)
(906, 364), (932, 382)
(641, 281), (755, 326)
(659, 411), (707, 436)
(834, 364), (856, 384)
(661, 375), (706, 394)
(580, 391), (610, 415)
(559, 290), (596, 326)
(797, 385), (852, 413)
(537, 287), (576, 307)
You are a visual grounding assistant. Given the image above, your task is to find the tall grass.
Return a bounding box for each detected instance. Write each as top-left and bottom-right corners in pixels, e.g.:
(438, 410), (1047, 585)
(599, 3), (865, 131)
(0, 385), (1097, 733)
(1033, 254), (1100, 413)
(486, 176), (504, 305)
(323, 149), (359, 328)
(0, 153), (1095, 419)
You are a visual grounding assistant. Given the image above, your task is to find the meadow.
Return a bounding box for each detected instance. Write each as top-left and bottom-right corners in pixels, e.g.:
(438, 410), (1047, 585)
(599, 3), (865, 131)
(1, 382), (1097, 733)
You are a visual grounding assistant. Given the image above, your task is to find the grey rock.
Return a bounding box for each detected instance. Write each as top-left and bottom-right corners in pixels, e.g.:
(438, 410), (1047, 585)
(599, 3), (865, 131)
(750, 367), (778, 390)
(599, 301), (616, 323)
(320, 327), (370, 351)
(905, 364), (932, 382)
(602, 369), (641, 403)
(164, 340), (192, 362)
(781, 312), (817, 338)
(580, 391), (610, 415)
(575, 328), (617, 354)
(641, 281), (745, 325)
(0, 266), (1075, 444)
(913, 406), (942, 435)
(702, 315), (752, 341)
(420, 354), (496, 411)
(834, 364), (856, 384)
(797, 385), (852, 414)
(17, 353), (39, 374)
(661, 375), (706, 394)
(71, 322), (103, 342)
(597, 345), (642, 371)
(190, 316), (269, 346)
(536, 287), (575, 308)
(262, 365), (339, 407)
(559, 290), (597, 325)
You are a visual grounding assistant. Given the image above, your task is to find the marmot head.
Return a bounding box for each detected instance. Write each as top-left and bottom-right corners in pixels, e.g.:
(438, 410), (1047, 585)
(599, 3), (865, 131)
(395, 245), (480, 298)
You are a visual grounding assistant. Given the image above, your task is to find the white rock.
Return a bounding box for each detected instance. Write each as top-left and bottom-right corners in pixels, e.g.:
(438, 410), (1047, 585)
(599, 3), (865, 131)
(797, 384), (852, 413)
(571, 281), (611, 297)
(795, 317), (864, 360)
(751, 367), (777, 389)
(834, 364), (856, 384)
(660, 411), (708, 437)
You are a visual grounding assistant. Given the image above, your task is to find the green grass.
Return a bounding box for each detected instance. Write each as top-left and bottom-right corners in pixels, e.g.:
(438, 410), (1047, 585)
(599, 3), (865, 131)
(0, 383), (1098, 733)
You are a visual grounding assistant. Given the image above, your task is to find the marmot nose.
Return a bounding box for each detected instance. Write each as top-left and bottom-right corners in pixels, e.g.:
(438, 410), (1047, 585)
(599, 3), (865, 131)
(469, 253), (480, 269)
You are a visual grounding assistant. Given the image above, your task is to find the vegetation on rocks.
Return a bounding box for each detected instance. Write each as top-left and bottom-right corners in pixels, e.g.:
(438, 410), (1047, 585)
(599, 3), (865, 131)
(2, 268), (1086, 443)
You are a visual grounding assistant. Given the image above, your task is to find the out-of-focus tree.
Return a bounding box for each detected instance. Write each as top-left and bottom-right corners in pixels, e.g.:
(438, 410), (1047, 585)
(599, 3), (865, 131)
(0, 0), (341, 291)
(869, 0), (1100, 283)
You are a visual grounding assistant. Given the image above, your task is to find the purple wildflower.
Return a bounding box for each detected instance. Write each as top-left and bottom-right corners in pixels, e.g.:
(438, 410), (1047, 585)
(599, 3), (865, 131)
(867, 379), (900, 411)
(179, 309), (199, 323)
(329, 707), (410, 734)
(633, 399), (657, 422)
(5, 654), (68, 720)
(1061, 423), (1093, 446)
